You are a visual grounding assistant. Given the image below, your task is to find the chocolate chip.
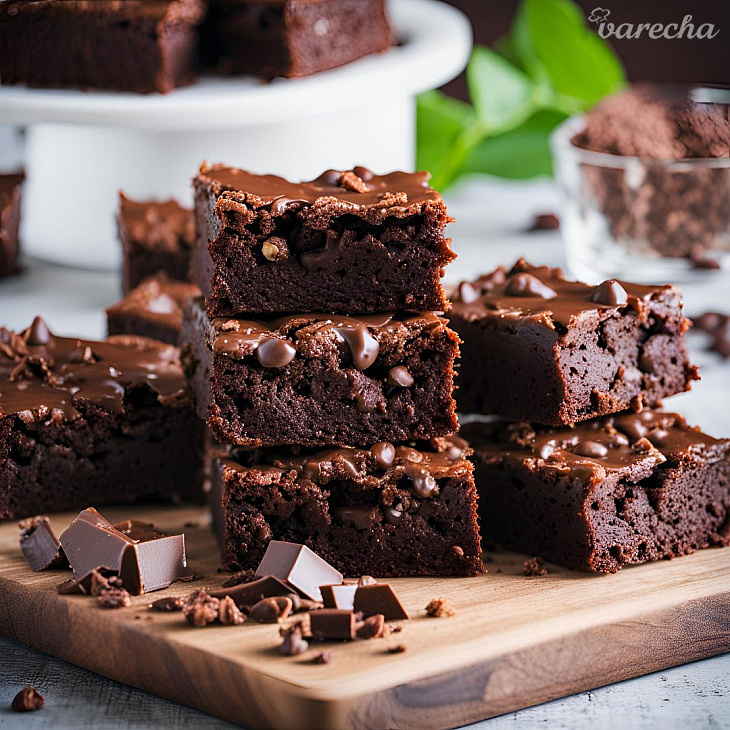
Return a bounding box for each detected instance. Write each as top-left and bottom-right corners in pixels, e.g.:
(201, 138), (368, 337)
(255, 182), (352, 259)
(694, 311), (725, 333)
(261, 236), (289, 262)
(279, 624), (309, 656)
(67, 345), (97, 364)
(335, 323), (379, 370)
(25, 316), (52, 346)
(149, 596), (183, 611)
(383, 507), (402, 525)
(352, 166), (374, 182)
(505, 273), (557, 299)
(406, 465), (438, 498)
(11, 686), (44, 712)
(455, 281), (480, 303)
(528, 213), (560, 231)
(249, 596), (293, 623)
(425, 597), (455, 617)
(256, 338), (296, 368)
(572, 440), (609, 458)
(591, 279), (628, 306)
(218, 595), (246, 625)
(523, 557), (547, 576)
(370, 442), (395, 470)
(270, 196), (308, 216)
(356, 613), (387, 639)
(387, 365), (414, 387)
(316, 169), (341, 186)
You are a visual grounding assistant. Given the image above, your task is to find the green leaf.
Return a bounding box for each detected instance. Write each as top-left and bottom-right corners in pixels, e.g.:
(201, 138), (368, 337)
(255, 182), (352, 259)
(512, 0), (625, 106)
(466, 47), (536, 134)
(464, 109), (569, 180)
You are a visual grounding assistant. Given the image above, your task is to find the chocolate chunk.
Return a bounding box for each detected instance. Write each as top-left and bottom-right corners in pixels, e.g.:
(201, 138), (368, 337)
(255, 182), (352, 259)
(209, 574), (296, 607)
(182, 589), (220, 627)
(11, 686), (44, 712)
(254, 541), (343, 603)
(383, 507), (403, 525)
(355, 613), (387, 639)
(505, 273), (557, 299)
(249, 596), (293, 623)
(218, 596), (246, 626)
(370, 442), (395, 470)
(18, 516), (67, 571)
(591, 279), (628, 306)
(406, 465), (438, 498)
(309, 609), (357, 641)
(119, 530), (187, 595)
(149, 596), (184, 611)
(320, 583), (357, 610)
(387, 644), (407, 654)
(279, 624), (309, 656)
(353, 583), (409, 621)
(57, 578), (85, 595)
(523, 557), (548, 576)
(572, 440), (609, 458)
(425, 597), (455, 617)
(387, 365), (414, 387)
(256, 339), (297, 368)
(694, 312), (725, 333)
(528, 213), (560, 231)
(25, 316), (52, 346)
(334, 323), (379, 370)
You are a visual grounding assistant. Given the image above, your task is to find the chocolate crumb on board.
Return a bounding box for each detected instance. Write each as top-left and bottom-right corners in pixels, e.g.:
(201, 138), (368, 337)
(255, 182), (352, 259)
(387, 644), (407, 654)
(11, 686), (44, 712)
(222, 568), (256, 588)
(98, 588), (132, 609)
(425, 597), (455, 618)
(218, 595), (246, 626)
(528, 213), (560, 231)
(182, 588), (220, 627)
(313, 651), (332, 665)
(523, 557), (548, 576)
(149, 596), (184, 611)
(279, 624), (309, 656)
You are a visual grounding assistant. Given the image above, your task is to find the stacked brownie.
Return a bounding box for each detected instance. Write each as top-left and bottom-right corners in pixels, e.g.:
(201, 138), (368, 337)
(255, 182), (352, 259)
(182, 164), (484, 577)
(450, 260), (729, 573)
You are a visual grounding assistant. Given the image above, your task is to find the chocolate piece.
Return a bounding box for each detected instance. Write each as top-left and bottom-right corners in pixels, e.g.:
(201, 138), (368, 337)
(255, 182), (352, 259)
(11, 686), (44, 712)
(208, 574), (294, 607)
(118, 526), (187, 595)
(528, 213), (559, 231)
(279, 624), (309, 656)
(523, 557), (548, 576)
(463, 410), (730, 573)
(56, 577), (84, 595)
(425, 597), (455, 617)
(450, 259), (698, 426)
(353, 584), (408, 621)
(183, 298), (459, 447)
(107, 274), (200, 346)
(192, 164), (454, 317)
(18, 516), (66, 571)
(254, 541), (343, 603)
(0, 172), (23, 279)
(248, 596), (293, 623)
(149, 596), (184, 611)
(0, 322), (203, 519)
(215, 435), (484, 577)
(320, 584), (357, 611)
(387, 644), (406, 654)
(119, 194), (195, 293)
(355, 613), (387, 639)
(309, 609), (357, 641)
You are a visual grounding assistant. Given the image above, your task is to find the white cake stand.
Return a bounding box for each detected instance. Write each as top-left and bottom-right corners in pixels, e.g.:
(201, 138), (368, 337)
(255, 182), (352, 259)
(0, 0), (471, 270)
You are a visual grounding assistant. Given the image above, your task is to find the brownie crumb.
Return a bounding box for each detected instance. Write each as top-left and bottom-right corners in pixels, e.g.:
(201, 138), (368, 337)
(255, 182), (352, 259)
(355, 614), (388, 639)
(222, 569), (256, 588)
(313, 651), (332, 665)
(149, 596), (184, 612)
(249, 596), (293, 623)
(523, 557), (548, 576)
(11, 686), (44, 712)
(279, 624), (309, 656)
(218, 595), (246, 626)
(182, 589), (220, 627)
(98, 588), (131, 609)
(387, 644), (407, 654)
(425, 597), (455, 618)
(528, 213), (560, 231)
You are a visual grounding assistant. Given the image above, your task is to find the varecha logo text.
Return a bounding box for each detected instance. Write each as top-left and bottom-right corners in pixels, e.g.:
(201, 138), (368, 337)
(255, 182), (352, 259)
(588, 8), (720, 39)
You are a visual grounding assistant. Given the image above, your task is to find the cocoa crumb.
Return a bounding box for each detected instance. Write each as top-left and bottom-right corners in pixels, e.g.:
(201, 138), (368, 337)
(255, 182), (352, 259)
(218, 596), (246, 626)
(387, 644), (407, 654)
(313, 651), (331, 665)
(182, 589), (220, 627)
(279, 624), (309, 656)
(425, 597), (455, 618)
(523, 557), (548, 576)
(11, 686), (44, 712)
(149, 596), (184, 612)
(89, 570), (123, 597)
(98, 588), (131, 609)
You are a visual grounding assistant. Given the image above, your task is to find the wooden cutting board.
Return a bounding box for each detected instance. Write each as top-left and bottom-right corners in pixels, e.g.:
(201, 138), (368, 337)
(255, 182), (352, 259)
(0, 504), (728, 730)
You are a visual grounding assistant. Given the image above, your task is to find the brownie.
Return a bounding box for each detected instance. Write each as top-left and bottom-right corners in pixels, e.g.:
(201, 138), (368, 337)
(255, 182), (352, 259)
(0, 0), (205, 94)
(214, 435), (484, 577)
(182, 297), (459, 447)
(192, 164), (455, 316)
(0, 172), (23, 279)
(203, 0), (392, 79)
(449, 259), (698, 426)
(463, 410), (730, 573)
(0, 318), (204, 519)
(119, 193), (195, 293)
(107, 273), (200, 346)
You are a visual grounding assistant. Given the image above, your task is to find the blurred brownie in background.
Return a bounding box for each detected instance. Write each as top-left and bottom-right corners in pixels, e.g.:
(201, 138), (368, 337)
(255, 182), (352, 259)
(119, 193), (195, 293)
(203, 0), (392, 79)
(0, 172), (23, 279)
(0, 0), (205, 93)
(107, 273), (200, 345)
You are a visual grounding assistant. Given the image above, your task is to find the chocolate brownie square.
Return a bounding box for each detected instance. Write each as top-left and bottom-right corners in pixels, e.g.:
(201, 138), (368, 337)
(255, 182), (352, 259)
(449, 259), (698, 426)
(119, 193), (195, 293)
(463, 410), (730, 573)
(214, 435), (484, 577)
(192, 164), (455, 316)
(107, 273), (200, 346)
(0, 318), (204, 519)
(204, 0), (392, 79)
(0, 0), (205, 93)
(182, 297), (459, 447)
(0, 172), (23, 279)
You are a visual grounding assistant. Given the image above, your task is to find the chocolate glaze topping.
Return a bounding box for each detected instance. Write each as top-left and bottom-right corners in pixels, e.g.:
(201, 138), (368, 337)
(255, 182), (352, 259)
(199, 163), (441, 211)
(209, 307), (445, 371)
(0, 318), (189, 419)
(451, 259), (678, 330)
(464, 410), (729, 483)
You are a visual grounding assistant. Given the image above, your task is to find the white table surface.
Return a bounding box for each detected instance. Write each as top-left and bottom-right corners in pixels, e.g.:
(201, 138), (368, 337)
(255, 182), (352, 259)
(0, 177), (728, 728)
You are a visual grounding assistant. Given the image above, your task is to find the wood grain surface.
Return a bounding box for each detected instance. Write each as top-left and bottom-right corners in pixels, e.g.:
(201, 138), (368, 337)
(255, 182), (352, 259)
(0, 504), (728, 730)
